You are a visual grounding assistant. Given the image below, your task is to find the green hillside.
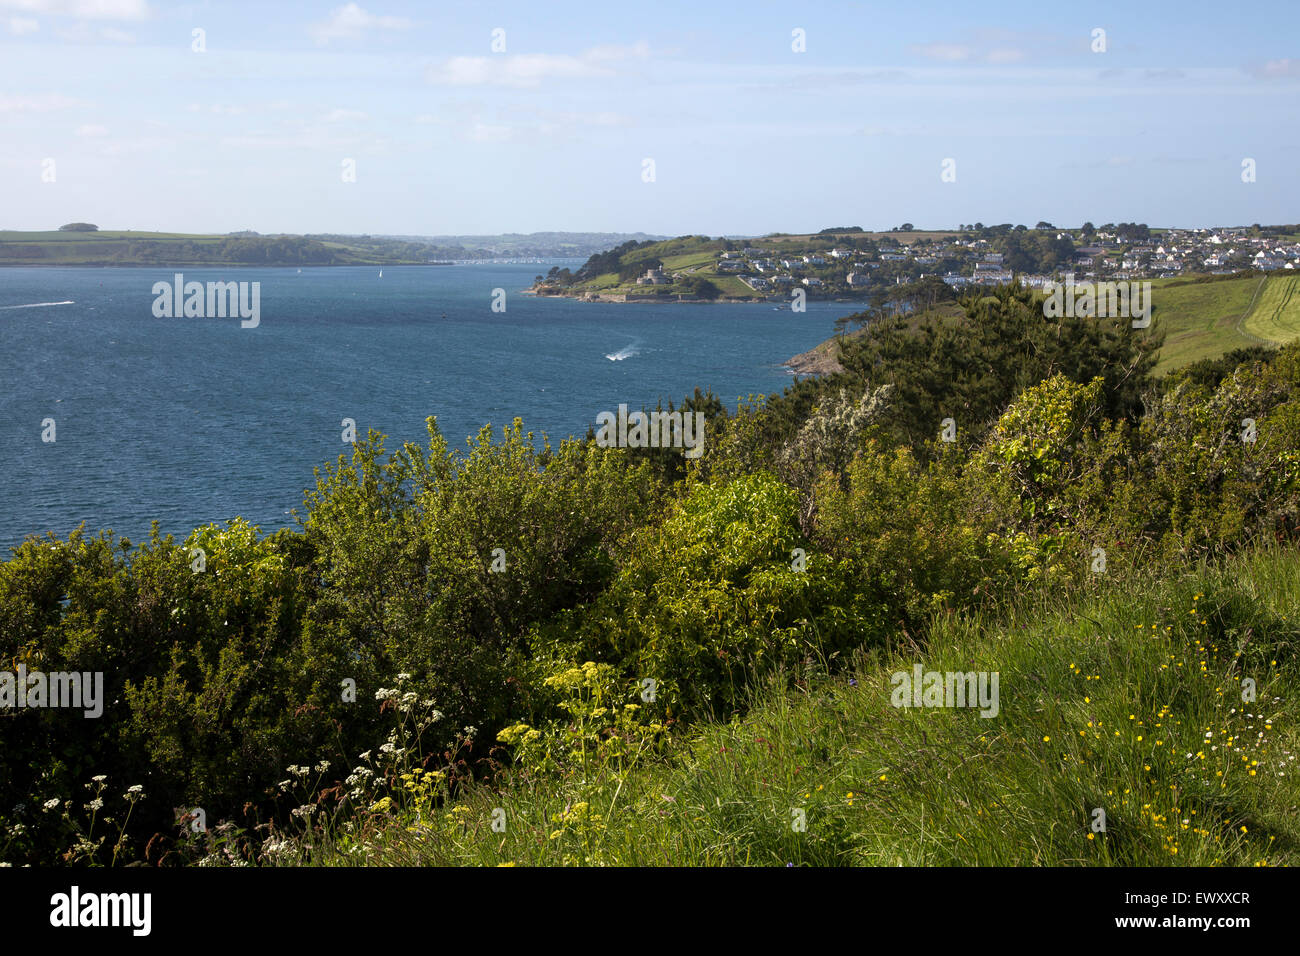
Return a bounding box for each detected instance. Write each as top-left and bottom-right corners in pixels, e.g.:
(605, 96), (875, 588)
(0, 230), (409, 266)
(1244, 273), (1300, 343)
(0, 228), (656, 267)
(1145, 275), (1264, 370)
(285, 546), (1300, 867)
(538, 234), (884, 300)
(795, 273), (1300, 377)
(1143, 274), (1300, 371)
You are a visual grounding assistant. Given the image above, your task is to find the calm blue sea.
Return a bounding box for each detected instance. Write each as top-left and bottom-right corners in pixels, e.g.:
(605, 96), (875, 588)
(0, 264), (842, 551)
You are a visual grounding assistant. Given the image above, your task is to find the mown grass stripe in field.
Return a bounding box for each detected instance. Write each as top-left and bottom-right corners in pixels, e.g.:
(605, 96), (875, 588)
(1245, 274), (1300, 344)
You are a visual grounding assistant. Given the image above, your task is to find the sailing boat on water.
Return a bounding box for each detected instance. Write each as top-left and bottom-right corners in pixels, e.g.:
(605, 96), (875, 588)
(378, 269), (383, 278)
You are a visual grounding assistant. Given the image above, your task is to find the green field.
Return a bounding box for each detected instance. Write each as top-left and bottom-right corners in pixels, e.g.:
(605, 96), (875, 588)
(566, 247), (765, 299)
(0, 229), (426, 266)
(558, 234), (855, 300)
(0, 230), (222, 242)
(709, 274), (758, 297)
(0, 230), (227, 265)
(1146, 274), (1300, 371)
(659, 250), (719, 272)
(1144, 276), (1264, 371)
(1244, 273), (1300, 343)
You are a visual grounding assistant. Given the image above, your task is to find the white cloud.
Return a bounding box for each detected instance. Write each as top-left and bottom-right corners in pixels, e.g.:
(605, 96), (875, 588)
(309, 3), (410, 45)
(557, 110), (626, 127)
(910, 41), (1033, 65)
(426, 43), (650, 88)
(1253, 58), (1300, 78)
(909, 43), (969, 62)
(467, 122), (511, 143)
(0, 92), (85, 112)
(0, 0), (148, 19)
(186, 103), (246, 115)
(987, 48), (1025, 64)
(909, 29), (1063, 66)
(54, 19), (134, 41)
(7, 15), (38, 33)
(582, 41), (650, 63)
(428, 54), (605, 87)
(322, 108), (368, 123)
(75, 122), (108, 136)
(96, 134), (170, 156)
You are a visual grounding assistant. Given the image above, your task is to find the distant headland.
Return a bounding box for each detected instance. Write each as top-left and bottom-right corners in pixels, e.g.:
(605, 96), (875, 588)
(0, 226), (665, 268)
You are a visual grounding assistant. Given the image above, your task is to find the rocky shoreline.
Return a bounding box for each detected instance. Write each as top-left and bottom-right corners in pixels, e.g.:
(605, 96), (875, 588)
(784, 336), (845, 376)
(526, 285), (872, 307)
(527, 286), (770, 304)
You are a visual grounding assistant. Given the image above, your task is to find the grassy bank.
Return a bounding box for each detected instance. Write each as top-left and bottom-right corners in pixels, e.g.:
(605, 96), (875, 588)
(273, 546), (1298, 867)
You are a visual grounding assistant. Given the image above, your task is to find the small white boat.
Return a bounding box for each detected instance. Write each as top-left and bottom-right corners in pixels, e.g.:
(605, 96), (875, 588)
(378, 269), (383, 278)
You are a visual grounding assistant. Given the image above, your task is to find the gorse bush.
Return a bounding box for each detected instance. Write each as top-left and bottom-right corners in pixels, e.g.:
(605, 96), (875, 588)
(0, 522), (343, 864)
(813, 441), (1023, 642)
(2, 290), (1298, 866)
(529, 471), (866, 721)
(300, 417), (662, 739)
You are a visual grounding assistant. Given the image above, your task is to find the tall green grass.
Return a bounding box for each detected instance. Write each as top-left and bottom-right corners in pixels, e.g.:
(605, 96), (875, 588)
(276, 547), (1299, 867)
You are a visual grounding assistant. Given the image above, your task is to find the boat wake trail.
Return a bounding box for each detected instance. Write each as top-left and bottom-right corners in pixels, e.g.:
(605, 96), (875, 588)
(605, 341), (640, 361)
(0, 301), (75, 310)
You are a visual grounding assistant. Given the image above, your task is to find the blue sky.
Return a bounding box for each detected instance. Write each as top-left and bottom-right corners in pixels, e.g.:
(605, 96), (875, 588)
(1, 0), (1297, 236)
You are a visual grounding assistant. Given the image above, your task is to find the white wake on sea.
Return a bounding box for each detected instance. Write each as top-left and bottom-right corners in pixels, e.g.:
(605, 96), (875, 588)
(0, 301), (75, 310)
(605, 341), (640, 361)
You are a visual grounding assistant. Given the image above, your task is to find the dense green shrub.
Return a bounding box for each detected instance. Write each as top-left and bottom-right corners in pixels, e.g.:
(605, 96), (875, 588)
(1120, 344), (1300, 555)
(299, 417), (663, 741)
(0, 522), (346, 864)
(530, 472), (864, 720)
(813, 441), (1022, 639)
(762, 281), (1161, 457)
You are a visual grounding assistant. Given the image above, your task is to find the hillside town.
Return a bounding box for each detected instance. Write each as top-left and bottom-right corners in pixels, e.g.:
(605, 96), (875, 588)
(540, 225), (1300, 302)
(724, 227), (1300, 298)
